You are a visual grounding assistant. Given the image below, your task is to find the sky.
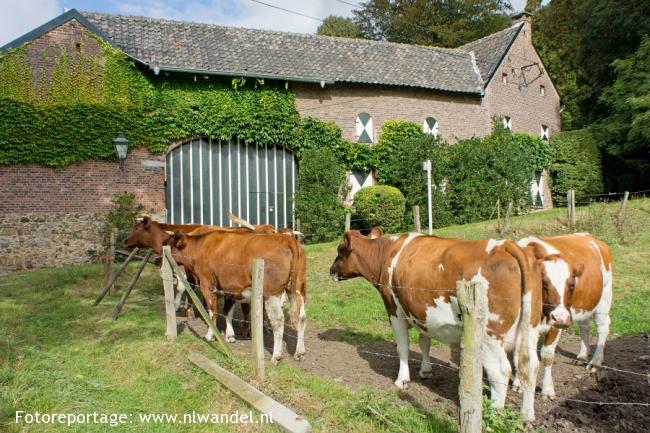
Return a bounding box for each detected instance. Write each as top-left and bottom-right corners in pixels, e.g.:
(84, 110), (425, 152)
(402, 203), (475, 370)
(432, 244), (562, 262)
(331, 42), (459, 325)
(0, 0), (537, 47)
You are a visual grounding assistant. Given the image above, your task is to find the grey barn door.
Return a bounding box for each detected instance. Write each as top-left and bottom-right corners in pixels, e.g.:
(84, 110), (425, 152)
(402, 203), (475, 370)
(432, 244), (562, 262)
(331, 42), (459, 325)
(165, 138), (298, 228)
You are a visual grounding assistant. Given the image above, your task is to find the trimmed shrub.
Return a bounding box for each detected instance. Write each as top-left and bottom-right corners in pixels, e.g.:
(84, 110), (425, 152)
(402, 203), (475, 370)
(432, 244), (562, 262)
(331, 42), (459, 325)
(549, 129), (604, 204)
(376, 134), (451, 229)
(374, 120), (424, 180)
(295, 147), (349, 243)
(353, 185), (406, 233)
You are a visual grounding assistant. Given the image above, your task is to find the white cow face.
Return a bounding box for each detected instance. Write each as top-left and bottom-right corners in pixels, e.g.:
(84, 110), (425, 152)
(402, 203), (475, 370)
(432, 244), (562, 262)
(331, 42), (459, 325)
(540, 254), (583, 328)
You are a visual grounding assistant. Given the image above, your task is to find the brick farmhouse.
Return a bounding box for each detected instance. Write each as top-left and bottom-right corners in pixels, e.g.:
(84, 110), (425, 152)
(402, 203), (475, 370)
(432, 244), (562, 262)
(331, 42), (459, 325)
(0, 9), (560, 270)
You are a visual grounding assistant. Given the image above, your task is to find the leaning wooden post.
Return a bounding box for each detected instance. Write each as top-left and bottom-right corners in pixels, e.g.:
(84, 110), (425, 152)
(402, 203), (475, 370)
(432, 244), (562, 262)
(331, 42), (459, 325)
(112, 249), (154, 320)
(94, 247), (139, 305)
(617, 191), (629, 219)
(161, 246), (177, 339)
(162, 247), (232, 356)
(457, 279), (488, 433)
(344, 212), (351, 232)
(413, 205), (421, 233)
(108, 228), (118, 296)
(251, 259), (265, 383)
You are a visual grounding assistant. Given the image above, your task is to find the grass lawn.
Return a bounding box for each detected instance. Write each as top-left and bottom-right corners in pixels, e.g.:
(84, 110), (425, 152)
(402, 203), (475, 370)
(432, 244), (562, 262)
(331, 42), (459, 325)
(0, 198), (647, 432)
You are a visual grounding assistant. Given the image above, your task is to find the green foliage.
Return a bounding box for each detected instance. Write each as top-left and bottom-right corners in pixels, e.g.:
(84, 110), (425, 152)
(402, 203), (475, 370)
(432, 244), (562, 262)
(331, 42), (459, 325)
(548, 129), (604, 204)
(482, 397), (525, 433)
(317, 15), (363, 38)
(376, 133), (449, 228)
(353, 185), (406, 233)
(443, 125), (550, 224)
(295, 147), (349, 243)
(353, 0), (512, 47)
(599, 36), (650, 160)
(374, 120), (423, 178)
(101, 192), (144, 250)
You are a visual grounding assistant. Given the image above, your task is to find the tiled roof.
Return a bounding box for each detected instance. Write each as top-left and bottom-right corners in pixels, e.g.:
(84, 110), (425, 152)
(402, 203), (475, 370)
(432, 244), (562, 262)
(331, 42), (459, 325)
(79, 11), (485, 94)
(459, 23), (523, 84)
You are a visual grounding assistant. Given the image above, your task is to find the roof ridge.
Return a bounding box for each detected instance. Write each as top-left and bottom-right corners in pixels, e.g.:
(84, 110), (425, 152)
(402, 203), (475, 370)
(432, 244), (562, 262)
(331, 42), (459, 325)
(458, 22), (523, 50)
(79, 10), (470, 59)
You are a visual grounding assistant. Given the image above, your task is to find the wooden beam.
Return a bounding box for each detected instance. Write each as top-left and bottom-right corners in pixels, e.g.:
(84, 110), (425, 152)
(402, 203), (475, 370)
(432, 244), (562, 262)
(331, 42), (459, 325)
(108, 228), (118, 296)
(94, 247), (139, 305)
(112, 249), (154, 321)
(161, 247), (177, 339)
(188, 352), (311, 433)
(251, 259), (265, 383)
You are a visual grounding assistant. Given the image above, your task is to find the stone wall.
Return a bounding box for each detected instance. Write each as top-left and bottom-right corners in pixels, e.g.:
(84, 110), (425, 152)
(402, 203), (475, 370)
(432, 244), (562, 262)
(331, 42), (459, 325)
(0, 212), (104, 272)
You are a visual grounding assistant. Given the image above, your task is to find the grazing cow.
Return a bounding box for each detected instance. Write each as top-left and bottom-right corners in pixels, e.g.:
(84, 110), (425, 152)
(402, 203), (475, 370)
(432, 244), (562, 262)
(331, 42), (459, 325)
(517, 233), (613, 399)
(329, 228), (543, 421)
(166, 229), (307, 364)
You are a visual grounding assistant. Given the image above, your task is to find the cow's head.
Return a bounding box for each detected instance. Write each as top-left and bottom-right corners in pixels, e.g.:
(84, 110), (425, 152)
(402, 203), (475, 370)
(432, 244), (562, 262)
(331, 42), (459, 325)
(539, 254), (584, 328)
(164, 231), (187, 251)
(329, 227), (383, 281)
(124, 216), (155, 248)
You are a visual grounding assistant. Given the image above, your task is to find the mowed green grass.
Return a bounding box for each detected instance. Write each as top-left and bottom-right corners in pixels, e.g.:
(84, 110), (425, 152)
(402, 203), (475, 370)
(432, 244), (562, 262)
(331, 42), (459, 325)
(0, 264), (455, 433)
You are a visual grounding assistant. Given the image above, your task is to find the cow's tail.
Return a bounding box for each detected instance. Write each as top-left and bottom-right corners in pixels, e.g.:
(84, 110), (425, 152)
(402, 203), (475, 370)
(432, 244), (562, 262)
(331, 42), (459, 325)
(286, 237), (306, 330)
(503, 241), (534, 389)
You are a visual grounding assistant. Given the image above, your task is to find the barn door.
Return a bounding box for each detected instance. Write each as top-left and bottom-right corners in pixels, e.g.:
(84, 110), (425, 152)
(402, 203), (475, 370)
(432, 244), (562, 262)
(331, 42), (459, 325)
(165, 138), (298, 227)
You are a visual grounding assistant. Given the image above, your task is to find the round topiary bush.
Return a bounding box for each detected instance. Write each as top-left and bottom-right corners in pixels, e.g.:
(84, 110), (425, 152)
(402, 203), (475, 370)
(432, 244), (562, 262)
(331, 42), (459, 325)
(353, 185), (406, 233)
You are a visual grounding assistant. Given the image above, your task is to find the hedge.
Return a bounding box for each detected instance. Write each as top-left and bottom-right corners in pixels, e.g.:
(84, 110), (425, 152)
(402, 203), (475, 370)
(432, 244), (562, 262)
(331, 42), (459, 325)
(353, 185), (406, 233)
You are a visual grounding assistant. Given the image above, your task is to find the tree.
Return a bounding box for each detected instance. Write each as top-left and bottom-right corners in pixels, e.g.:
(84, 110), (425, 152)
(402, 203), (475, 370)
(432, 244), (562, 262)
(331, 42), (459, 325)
(525, 0), (543, 12)
(352, 0), (512, 48)
(317, 15), (363, 38)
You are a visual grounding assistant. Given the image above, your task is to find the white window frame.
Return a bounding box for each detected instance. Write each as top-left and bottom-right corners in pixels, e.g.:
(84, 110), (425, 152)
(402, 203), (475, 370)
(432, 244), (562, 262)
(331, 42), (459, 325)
(503, 116), (512, 131)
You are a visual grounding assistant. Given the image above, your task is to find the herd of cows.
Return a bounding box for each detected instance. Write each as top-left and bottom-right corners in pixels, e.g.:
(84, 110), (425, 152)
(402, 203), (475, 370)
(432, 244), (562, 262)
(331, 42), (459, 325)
(123, 216), (613, 422)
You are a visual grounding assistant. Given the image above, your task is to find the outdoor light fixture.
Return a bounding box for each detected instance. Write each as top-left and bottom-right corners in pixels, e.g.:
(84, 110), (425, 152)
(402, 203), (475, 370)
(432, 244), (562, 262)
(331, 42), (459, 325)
(113, 132), (129, 170)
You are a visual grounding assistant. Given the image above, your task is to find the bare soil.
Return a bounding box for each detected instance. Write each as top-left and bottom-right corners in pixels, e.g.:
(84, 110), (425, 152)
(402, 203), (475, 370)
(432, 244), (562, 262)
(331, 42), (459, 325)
(180, 315), (650, 433)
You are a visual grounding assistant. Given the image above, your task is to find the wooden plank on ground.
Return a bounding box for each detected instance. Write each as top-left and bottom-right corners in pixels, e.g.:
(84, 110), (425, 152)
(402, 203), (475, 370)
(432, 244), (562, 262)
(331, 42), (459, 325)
(188, 351), (311, 433)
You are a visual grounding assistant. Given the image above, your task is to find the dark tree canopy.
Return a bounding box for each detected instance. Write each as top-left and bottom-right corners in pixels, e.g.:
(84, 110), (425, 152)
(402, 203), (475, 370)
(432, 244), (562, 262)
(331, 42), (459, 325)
(317, 15), (363, 38)
(352, 0), (513, 48)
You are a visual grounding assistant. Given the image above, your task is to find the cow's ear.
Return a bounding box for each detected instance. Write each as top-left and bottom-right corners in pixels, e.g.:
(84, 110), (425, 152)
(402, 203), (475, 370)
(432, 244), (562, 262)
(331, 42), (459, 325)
(573, 263), (585, 278)
(343, 231), (352, 247)
(142, 216), (151, 230)
(173, 232), (186, 250)
(369, 227), (383, 239)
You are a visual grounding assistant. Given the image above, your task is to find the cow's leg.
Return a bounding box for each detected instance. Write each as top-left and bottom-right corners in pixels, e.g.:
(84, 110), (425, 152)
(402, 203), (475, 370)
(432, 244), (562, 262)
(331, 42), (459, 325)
(483, 336), (512, 409)
(540, 327), (561, 399)
(590, 311), (611, 368)
(265, 295), (285, 365)
(418, 333), (432, 379)
(511, 344), (521, 392)
(201, 285), (218, 342)
(223, 297), (237, 343)
(519, 328), (540, 422)
(577, 322), (590, 361)
(389, 315), (411, 389)
(240, 302), (251, 338)
(293, 293), (307, 361)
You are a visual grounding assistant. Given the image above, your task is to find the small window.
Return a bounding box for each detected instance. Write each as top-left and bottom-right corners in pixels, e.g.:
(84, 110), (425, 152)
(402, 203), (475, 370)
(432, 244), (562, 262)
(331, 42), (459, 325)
(355, 112), (373, 143)
(422, 117), (439, 137)
(502, 73), (508, 84)
(503, 116), (512, 131)
(540, 85), (546, 96)
(541, 125), (549, 141)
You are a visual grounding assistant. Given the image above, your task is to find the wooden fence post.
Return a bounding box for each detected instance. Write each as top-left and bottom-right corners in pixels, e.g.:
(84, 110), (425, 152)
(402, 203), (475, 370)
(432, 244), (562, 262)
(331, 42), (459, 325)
(457, 279), (488, 433)
(94, 247), (139, 305)
(344, 212), (351, 232)
(108, 228), (118, 296)
(162, 247), (231, 356)
(161, 246), (177, 339)
(617, 191), (629, 219)
(251, 259), (265, 383)
(567, 189), (576, 230)
(112, 249), (154, 320)
(413, 205), (421, 233)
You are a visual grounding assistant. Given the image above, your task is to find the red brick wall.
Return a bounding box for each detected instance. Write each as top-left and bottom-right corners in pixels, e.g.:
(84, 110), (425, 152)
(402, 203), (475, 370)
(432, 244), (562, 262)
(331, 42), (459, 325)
(0, 147), (165, 214)
(483, 22), (562, 138)
(294, 83), (492, 143)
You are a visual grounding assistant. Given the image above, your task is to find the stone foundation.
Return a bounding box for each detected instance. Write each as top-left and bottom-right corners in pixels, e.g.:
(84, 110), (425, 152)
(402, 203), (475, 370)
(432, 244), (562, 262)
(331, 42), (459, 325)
(0, 212), (104, 272)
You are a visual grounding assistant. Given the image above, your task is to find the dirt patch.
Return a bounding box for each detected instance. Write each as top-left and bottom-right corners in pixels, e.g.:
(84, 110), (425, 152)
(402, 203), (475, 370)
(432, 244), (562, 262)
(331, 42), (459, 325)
(180, 315), (650, 432)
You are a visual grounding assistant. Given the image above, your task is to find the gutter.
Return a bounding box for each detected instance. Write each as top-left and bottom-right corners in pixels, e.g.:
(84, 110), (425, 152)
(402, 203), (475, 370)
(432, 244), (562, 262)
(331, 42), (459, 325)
(152, 65), (335, 86)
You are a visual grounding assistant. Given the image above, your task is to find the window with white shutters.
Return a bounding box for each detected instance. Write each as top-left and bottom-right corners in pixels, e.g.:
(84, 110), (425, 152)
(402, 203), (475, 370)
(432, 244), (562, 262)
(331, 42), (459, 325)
(355, 113), (373, 143)
(422, 117), (439, 137)
(503, 116), (512, 131)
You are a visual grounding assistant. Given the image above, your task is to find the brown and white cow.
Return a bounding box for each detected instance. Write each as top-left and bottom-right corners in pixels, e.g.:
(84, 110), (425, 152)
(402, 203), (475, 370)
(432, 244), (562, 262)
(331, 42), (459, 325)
(517, 233), (613, 399)
(330, 228), (543, 421)
(123, 216), (282, 341)
(166, 229), (307, 364)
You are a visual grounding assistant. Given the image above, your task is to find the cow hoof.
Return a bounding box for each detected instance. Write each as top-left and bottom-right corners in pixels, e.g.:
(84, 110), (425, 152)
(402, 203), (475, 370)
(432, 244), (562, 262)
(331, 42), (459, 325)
(419, 369), (433, 379)
(204, 333), (216, 342)
(394, 379), (410, 390)
(294, 352), (305, 362)
(225, 335), (236, 343)
(542, 393), (556, 401)
(271, 356), (282, 365)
